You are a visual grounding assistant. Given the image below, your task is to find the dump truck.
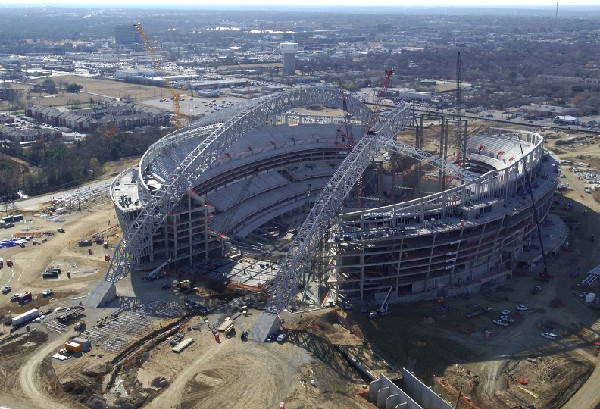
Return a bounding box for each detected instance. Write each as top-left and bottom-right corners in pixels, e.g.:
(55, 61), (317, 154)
(18, 291), (33, 305)
(225, 324), (236, 338)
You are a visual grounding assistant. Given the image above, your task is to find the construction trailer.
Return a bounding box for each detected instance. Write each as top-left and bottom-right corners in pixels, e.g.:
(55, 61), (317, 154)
(64, 341), (82, 354)
(12, 308), (39, 327)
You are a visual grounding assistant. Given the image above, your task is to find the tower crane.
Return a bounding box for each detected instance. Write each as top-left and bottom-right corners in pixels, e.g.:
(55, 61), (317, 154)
(134, 23), (182, 130)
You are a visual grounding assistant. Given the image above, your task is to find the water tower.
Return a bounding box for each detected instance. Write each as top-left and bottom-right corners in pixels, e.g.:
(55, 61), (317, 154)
(279, 42), (298, 76)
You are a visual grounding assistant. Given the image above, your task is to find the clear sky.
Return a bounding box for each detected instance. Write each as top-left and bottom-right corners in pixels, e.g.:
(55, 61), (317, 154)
(7, 0), (600, 8)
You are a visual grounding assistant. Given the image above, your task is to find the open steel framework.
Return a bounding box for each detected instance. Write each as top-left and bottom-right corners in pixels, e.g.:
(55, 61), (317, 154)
(265, 113), (482, 313)
(105, 84), (481, 317)
(105, 85), (372, 283)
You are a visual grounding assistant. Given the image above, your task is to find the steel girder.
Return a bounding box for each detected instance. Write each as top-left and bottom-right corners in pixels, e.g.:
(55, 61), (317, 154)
(266, 104), (412, 313)
(105, 86), (370, 283)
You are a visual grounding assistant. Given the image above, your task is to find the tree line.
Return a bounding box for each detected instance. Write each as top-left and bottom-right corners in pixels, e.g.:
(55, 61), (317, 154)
(0, 124), (168, 199)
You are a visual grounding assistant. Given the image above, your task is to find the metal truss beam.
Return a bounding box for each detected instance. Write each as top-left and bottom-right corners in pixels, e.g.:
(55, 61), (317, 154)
(105, 86), (370, 283)
(266, 105), (412, 313)
(376, 137), (479, 183)
(266, 107), (480, 313)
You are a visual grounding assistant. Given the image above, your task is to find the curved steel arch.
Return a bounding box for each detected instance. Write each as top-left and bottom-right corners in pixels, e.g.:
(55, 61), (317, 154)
(265, 106), (481, 313)
(105, 86), (370, 283)
(266, 104), (412, 313)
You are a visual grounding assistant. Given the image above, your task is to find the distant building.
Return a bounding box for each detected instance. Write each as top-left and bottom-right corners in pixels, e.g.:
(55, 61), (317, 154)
(385, 88), (432, 102)
(26, 100), (170, 132)
(0, 124), (61, 143)
(114, 25), (142, 48)
(519, 104), (579, 119)
(280, 42), (298, 76)
(554, 115), (579, 125)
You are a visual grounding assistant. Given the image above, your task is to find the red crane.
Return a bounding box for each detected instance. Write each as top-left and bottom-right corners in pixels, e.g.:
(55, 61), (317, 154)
(354, 69), (394, 208)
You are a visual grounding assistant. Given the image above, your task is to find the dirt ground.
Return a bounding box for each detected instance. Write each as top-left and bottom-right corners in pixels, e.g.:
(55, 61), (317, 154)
(0, 195), (378, 409)
(1, 76), (169, 112)
(3, 100), (600, 409)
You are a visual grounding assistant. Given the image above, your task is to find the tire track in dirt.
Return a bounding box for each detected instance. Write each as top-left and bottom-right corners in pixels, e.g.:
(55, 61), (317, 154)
(19, 336), (81, 409)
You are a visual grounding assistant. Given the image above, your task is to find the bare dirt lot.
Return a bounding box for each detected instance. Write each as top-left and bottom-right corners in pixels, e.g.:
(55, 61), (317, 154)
(1, 76), (169, 112)
(2, 116), (600, 409)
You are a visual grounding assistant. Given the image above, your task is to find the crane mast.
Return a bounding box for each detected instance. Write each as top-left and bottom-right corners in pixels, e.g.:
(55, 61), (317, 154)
(134, 23), (182, 130)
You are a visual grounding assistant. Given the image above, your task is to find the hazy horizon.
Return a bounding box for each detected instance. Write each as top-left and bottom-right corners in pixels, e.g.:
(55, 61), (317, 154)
(3, 0), (600, 9)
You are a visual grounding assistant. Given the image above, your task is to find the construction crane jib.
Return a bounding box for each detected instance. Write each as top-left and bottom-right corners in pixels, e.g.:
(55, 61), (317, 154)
(134, 23), (182, 130)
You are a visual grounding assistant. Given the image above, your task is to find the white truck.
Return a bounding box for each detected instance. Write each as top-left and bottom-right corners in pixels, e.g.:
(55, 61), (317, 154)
(12, 308), (40, 327)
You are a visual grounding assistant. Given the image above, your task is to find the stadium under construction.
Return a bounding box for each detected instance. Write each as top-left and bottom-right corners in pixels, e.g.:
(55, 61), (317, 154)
(101, 85), (560, 315)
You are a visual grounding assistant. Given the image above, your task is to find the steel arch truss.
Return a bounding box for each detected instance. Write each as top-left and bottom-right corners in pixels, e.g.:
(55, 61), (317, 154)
(376, 137), (479, 183)
(105, 86), (370, 283)
(266, 107), (478, 314)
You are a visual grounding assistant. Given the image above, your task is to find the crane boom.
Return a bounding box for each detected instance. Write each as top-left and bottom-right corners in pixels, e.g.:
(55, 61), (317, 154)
(134, 23), (182, 130)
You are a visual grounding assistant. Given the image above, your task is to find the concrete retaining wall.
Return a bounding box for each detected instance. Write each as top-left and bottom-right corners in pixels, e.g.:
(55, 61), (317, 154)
(368, 371), (452, 409)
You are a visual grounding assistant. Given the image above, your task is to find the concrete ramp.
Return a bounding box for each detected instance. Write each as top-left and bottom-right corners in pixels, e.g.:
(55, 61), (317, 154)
(249, 311), (280, 342)
(84, 280), (117, 308)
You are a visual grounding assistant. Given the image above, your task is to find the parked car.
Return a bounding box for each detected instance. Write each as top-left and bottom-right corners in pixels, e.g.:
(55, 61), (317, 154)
(516, 304), (530, 311)
(57, 227), (65, 233)
(493, 319), (508, 327)
(501, 309), (512, 315)
(42, 289), (53, 297)
(277, 333), (287, 343)
(10, 293), (22, 302)
(541, 332), (558, 339)
(500, 315), (515, 323)
(1, 285), (11, 294)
